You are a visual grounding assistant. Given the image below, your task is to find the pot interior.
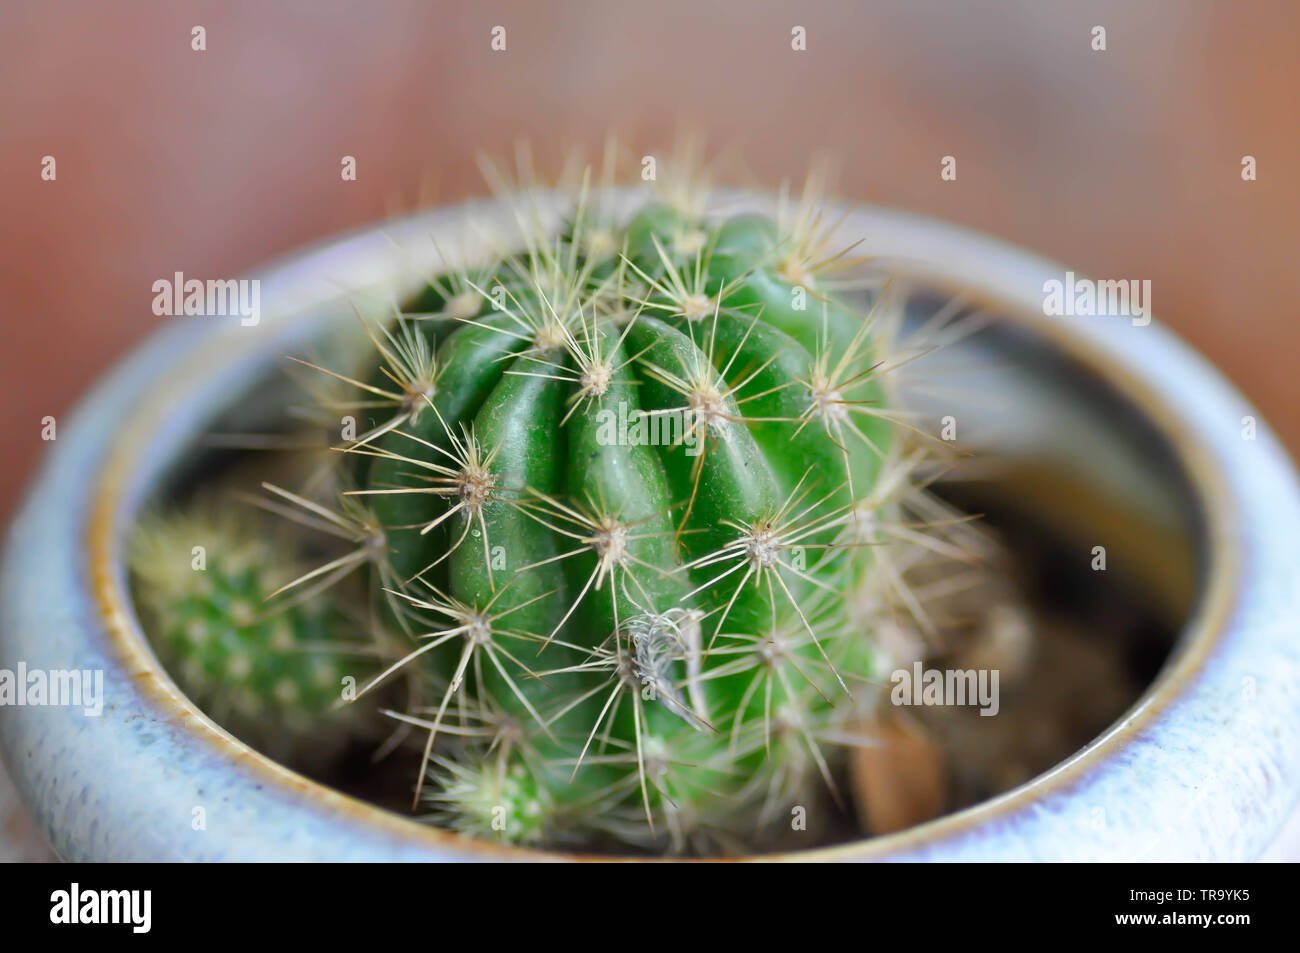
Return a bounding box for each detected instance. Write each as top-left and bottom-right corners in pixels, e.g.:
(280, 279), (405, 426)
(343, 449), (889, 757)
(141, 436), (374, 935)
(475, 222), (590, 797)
(890, 288), (1202, 813)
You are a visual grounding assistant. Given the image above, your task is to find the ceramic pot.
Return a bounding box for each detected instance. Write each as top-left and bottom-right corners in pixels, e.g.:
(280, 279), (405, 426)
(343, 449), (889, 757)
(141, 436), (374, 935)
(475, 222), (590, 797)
(3, 193), (1298, 861)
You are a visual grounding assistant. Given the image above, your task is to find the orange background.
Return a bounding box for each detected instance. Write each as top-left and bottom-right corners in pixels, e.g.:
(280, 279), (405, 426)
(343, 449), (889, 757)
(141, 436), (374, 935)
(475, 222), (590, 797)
(2, 0), (1297, 524)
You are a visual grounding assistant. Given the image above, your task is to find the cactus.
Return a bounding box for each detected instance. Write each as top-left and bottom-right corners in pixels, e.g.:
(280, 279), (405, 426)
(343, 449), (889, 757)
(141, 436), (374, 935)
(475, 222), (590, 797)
(333, 169), (917, 853)
(131, 155), (964, 855)
(129, 505), (378, 767)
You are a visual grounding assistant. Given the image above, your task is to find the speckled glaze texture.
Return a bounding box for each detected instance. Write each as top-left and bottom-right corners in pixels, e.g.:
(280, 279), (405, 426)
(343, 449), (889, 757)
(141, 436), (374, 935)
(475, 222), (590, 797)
(2, 193), (1298, 861)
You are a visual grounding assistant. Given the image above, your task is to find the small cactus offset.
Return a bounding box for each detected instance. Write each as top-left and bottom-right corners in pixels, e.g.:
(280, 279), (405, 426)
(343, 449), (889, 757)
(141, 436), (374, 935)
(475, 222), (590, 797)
(129, 505), (378, 767)
(131, 151), (966, 855)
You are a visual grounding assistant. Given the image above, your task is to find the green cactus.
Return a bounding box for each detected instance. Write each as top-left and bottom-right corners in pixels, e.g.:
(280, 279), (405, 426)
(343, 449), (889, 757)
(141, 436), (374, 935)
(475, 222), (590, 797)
(129, 505), (377, 766)
(302, 173), (913, 853)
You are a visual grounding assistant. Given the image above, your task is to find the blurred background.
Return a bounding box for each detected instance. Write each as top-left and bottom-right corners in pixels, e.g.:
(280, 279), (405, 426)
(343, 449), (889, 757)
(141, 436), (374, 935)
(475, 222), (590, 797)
(0, 0), (1297, 526)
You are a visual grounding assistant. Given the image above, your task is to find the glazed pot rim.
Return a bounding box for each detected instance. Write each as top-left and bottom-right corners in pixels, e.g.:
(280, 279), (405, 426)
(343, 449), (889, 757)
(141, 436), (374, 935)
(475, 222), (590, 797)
(5, 189), (1300, 861)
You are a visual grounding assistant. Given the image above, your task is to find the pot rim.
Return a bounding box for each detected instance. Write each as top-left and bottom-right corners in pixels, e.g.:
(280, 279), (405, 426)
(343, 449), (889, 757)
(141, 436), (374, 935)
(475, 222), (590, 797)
(5, 189), (1299, 861)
